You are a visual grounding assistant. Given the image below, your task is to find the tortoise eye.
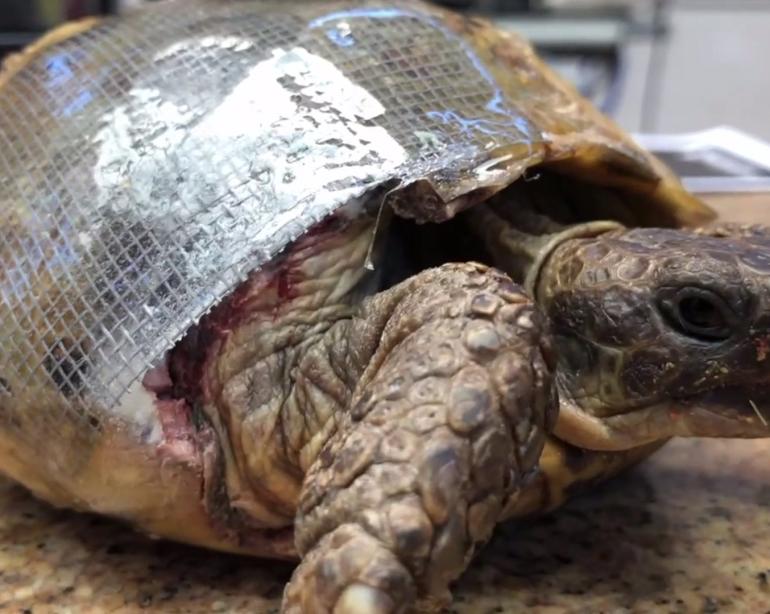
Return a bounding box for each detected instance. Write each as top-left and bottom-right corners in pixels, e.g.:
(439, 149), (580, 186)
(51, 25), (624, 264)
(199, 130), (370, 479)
(660, 288), (733, 342)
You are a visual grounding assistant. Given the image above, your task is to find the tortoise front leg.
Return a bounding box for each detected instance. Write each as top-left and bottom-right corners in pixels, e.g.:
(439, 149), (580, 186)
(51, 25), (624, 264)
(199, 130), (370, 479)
(282, 263), (556, 613)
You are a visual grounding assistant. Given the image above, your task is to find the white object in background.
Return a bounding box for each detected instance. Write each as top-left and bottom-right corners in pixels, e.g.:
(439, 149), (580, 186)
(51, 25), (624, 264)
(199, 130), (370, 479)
(634, 126), (770, 193)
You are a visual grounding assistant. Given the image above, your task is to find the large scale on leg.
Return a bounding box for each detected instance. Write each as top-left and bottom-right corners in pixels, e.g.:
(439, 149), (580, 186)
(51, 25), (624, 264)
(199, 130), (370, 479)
(0, 1), (769, 612)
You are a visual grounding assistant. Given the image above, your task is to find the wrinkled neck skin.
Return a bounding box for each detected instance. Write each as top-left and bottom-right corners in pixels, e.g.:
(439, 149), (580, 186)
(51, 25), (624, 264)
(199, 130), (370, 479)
(465, 202), (637, 449)
(525, 223), (645, 451)
(511, 224), (654, 454)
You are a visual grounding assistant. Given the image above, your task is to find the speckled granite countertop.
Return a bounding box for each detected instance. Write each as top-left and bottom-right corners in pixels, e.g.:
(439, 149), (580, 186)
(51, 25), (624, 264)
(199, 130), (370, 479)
(0, 438), (768, 613)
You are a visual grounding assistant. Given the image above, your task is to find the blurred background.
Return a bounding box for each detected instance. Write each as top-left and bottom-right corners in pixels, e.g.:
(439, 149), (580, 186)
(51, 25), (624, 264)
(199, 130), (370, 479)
(1, 0), (768, 141)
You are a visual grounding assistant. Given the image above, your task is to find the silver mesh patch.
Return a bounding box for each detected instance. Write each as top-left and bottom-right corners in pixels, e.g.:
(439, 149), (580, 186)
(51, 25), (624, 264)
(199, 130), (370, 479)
(0, 0), (541, 434)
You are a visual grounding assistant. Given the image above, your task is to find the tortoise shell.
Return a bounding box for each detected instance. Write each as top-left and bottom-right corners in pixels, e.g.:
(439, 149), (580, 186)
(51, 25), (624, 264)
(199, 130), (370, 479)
(0, 0), (712, 554)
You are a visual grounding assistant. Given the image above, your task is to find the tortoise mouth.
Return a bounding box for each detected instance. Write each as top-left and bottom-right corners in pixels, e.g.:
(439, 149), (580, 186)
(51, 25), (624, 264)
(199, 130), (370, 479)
(675, 384), (770, 429)
(553, 383), (770, 452)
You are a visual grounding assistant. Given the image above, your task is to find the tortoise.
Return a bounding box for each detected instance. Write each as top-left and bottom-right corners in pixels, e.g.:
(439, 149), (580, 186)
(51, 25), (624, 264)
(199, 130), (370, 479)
(1, 0), (769, 612)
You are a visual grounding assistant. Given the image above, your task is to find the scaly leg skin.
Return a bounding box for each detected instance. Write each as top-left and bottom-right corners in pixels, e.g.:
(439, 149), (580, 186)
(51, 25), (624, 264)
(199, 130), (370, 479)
(282, 263), (557, 613)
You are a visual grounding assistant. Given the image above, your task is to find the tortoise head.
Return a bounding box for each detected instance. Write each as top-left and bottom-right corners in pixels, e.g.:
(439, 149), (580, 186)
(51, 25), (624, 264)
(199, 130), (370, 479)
(536, 224), (770, 450)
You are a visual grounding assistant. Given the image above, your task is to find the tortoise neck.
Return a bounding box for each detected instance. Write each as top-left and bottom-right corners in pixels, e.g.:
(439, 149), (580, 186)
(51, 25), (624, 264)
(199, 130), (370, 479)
(464, 202), (624, 297)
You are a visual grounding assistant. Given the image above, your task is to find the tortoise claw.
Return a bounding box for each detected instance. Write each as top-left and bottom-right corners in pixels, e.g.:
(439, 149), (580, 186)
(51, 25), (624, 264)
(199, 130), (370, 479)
(281, 524), (412, 614)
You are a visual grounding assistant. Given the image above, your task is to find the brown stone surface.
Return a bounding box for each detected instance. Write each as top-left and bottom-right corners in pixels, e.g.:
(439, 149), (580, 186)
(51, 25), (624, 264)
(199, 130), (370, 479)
(1, 193), (769, 613)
